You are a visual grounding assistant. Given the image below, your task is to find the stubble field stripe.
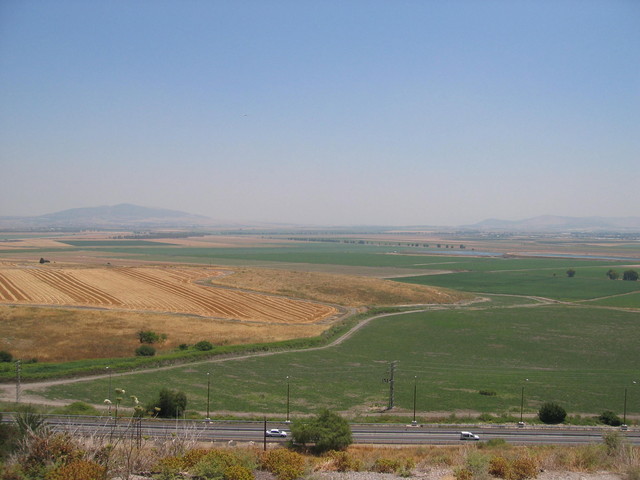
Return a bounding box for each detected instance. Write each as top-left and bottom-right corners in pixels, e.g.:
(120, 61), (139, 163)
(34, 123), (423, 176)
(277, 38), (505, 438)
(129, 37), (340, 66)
(29, 270), (122, 306)
(114, 268), (245, 318)
(0, 272), (29, 301)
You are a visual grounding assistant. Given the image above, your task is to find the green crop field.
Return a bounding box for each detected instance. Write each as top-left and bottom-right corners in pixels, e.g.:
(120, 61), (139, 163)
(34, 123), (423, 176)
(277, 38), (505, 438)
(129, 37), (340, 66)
(32, 302), (640, 418)
(398, 269), (640, 302)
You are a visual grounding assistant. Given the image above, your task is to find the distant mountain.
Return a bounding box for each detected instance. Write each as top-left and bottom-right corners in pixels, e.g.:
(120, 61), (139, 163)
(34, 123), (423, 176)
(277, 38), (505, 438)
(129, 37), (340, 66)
(0, 204), (218, 229)
(470, 215), (640, 232)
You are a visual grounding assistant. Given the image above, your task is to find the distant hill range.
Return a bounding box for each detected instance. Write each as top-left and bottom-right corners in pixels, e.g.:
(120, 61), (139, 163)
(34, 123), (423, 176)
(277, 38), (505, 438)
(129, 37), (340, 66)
(469, 215), (640, 233)
(0, 204), (219, 230)
(1, 205), (639, 233)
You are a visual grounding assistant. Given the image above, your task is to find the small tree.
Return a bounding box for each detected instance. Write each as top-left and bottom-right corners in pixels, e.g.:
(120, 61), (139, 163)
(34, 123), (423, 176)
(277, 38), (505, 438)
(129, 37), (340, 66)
(146, 388), (187, 418)
(606, 269), (619, 280)
(134, 345), (156, 356)
(137, 330), (167, 344)
(291, 409), (352, 453)
(623, 270), (639, 281)
(566, 268), (576, 278)
(538, 402), (566, 424)
(0, 351), (12, 363)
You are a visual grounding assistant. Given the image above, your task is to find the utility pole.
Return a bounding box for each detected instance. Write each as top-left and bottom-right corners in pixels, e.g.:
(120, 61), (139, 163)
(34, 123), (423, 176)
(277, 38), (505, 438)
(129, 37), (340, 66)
(388, 361), (397, 410)
(15, 360), (21, 403)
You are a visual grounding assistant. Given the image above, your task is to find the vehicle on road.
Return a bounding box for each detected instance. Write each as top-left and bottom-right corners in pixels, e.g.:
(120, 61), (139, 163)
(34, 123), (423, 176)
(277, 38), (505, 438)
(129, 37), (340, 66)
(266, 428), (287, 437)
(460, 431), (480, 440)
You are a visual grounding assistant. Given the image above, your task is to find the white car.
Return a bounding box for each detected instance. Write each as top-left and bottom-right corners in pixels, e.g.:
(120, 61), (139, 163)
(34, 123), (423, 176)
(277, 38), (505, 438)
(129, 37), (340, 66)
(460, 431), (480, 441)
(265, 428), (287, 437)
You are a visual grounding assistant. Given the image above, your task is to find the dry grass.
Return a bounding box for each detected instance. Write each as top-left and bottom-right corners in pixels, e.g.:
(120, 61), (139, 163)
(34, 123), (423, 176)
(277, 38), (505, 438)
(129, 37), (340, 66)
(0, 262), (465, 362)
(209, 267), (469, 306)
(0, 305), (327, 362)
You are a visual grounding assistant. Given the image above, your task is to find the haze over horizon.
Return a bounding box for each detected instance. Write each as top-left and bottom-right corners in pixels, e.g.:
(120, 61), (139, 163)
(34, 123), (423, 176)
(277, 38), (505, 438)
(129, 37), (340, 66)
(1, 1), (638, 227)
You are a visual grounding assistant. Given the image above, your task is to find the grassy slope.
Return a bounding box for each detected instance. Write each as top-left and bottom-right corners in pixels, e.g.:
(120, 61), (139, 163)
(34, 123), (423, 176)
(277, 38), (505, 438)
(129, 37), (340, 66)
(37, 302), (640, 416)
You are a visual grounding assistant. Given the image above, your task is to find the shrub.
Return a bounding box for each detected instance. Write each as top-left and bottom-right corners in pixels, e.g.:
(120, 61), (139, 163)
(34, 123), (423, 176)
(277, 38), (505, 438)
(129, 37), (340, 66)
(0, 413), (19, 459)
(488, 456), (510, 478)
(260, 449), (305, 480)
(224, 464), (254, 480)
(538, 402), (567, 424)
(599, 410), (622, 427)
(0, 351), (12, 363)
(44, 460), (106, 480)
(195, 340), (214, 351)
(53, 402), (100, 416)
(135, 345), (156, 356)
(372, 458), (402, 473)
(464, 451), (489, 479)
(566, 268), (576, 277)
(510, 456), (538, 480)
(291, 409), (352, 453)
(479, 389), (497, 396)
(453, 467), (473, 480)
(181, 448), (210, 469)
(328, 450), (363, 472)
(603, 431), (623, 456)
(623, 270), (639, 281)
(137, 330), (167, 344)
(485, 438), (508, 448)
(152, 455), (184, 479)
(192, 450), (239, 479)
(15, 408), (47, 436)
(146, 387), (187, 418)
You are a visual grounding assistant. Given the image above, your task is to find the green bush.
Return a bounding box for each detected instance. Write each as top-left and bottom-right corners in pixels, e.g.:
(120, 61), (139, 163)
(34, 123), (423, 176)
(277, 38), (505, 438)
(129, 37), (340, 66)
(137, 330), (167, 344)
(192, 450), (239, 479)
(479, 389), (497, 396)
(135, 345), (156, 357)
(195, 340), (214, 351)
(145, 387), (187, 418)
(0, 413), (19, 459)
(0, 351), (13, 363)
(603, 431), (623, 456)
(291, 409), (352, 453)
(538, 402), (567, 424)
(52, 402), (100, 416)
(599, 410), (622, 427)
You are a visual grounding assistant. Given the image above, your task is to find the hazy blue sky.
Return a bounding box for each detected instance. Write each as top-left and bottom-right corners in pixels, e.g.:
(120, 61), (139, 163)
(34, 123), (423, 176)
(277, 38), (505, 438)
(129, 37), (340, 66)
(1, 1), (638, 226)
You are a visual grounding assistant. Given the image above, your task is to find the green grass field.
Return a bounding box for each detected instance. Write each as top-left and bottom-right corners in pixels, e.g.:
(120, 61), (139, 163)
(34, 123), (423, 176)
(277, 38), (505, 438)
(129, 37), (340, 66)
(33, 302), (640, 418)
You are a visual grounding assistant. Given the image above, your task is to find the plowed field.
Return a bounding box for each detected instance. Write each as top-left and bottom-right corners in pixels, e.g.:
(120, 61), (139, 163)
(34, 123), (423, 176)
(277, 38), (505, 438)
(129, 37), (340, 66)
(0, 264), (337, 324)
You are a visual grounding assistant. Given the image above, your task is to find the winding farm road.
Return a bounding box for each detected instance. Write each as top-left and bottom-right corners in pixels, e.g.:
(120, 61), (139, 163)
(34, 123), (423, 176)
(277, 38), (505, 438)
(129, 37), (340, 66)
(1, 293), (636, 408)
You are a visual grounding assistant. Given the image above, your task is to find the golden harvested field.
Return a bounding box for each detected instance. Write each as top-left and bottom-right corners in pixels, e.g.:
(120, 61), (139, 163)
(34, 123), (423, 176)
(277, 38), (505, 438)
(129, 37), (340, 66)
(0, 263), (336, 324)
(208, 267), (469, 306)
(0, 261), (465, 362)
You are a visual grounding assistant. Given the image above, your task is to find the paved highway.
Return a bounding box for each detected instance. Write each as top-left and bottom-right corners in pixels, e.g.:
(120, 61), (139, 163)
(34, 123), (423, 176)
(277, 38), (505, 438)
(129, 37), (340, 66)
(3, 415), (639, 446)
